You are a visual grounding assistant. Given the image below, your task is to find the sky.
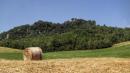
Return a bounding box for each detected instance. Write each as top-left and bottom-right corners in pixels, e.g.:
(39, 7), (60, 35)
(0, 0), (130, 32)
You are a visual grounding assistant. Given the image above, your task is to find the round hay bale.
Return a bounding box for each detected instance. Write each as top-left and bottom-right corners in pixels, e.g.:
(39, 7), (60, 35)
(23, 47), (42, 61)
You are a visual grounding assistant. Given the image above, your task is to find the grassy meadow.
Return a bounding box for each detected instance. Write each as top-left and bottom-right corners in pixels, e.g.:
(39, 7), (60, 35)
(0, 41), (130, 60)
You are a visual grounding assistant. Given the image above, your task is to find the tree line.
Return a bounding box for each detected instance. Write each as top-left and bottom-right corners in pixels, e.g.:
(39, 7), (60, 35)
(0, 18), (130, 52)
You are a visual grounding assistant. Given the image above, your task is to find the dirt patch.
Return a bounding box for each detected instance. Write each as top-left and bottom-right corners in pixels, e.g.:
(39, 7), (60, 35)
(0, 58), (130, 73)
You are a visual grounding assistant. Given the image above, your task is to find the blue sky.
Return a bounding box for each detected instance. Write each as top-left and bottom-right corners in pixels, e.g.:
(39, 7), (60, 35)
(0, 0), (130, 32)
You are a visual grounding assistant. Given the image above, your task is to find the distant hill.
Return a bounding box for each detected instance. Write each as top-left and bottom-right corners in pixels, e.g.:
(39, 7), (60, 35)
(0, 18), (97, 39)
(0, 18), (130, 52)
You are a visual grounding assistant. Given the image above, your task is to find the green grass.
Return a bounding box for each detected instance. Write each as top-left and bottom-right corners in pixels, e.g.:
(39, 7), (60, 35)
(44, 45), (130, 59)
(0, 42), (130, 60)
(0, 47), (23, 60)
(0, 53), (22, 60)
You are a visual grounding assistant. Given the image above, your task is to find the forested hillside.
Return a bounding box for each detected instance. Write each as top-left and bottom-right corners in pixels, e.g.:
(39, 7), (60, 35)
(0, 18), (130, 52)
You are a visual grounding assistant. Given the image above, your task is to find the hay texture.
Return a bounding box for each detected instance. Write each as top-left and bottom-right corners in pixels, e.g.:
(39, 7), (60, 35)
(0, 58), (130, 73)
(23, 47), (42, 61)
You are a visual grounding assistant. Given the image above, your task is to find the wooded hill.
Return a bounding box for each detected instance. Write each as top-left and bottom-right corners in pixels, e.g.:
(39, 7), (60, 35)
(0, 18), (130, 52)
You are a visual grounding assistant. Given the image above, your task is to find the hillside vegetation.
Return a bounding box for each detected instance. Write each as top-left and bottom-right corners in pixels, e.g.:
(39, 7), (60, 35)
(0, 42), (130, 60)
(0, 18), (130, 52)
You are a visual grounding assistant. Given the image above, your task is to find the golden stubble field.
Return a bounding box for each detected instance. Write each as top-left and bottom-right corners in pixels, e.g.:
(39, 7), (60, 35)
(0, 58), (130, 73)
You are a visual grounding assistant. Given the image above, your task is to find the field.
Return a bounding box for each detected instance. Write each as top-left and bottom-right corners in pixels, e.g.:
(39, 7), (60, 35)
(0, 42), (130, 73)
(0, 58), (130, 73)
(0, 41), (130, 60)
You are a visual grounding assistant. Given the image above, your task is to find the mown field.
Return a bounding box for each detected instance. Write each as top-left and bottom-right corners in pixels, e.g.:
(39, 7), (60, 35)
(0, 58), (130, 73)
(0, 41), (130, 60)
(0, 42), (130, 73)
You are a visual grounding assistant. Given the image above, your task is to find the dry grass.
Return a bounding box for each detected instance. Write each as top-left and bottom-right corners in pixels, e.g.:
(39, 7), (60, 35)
(113, 41), (130, 47)
(0, 58), (130, 73)
(0, 47), (21, 53)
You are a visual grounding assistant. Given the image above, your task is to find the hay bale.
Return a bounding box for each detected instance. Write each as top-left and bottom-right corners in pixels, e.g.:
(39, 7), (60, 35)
(23, 47), (42, 61)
